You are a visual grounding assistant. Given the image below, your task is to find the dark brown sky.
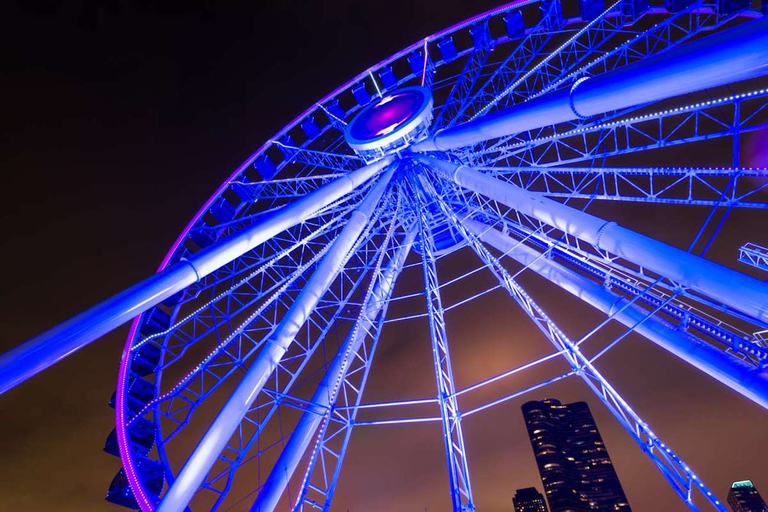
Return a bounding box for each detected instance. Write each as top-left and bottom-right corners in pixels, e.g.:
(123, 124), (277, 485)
(1, 1), (767, 511)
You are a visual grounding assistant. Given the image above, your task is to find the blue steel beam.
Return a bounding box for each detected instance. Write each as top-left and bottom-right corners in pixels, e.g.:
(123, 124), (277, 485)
(412, 16), (768, 152)
(243, 213), (406, 512)
(201, 217), (392, 510)
(135, 205), (391, 510)
(529, 0), (722, 100)
(461, 0), (733, 166)
(477, 210), (768, 367)
(471, 0), (626, 119)
(290, 226), (416, 512)
(0, 157), (392, 395)
(138, 208), (353, 385)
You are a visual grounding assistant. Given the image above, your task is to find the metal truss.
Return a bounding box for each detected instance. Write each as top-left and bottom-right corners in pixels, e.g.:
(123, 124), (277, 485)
(272, 142), (364, 173)
(481, 165), (768, 208)
(739, 242), (768, 272)
(170, 206), (396, 510)
(292, 211), (414, 512)
(457, 0), (730, 165)
(449, 0), (564, 124)
(414, 179), (476, 512)
(433, 22), (493, 129)
(482, 87), (768, 168)
(482, 0), (628, 115)
(531, 0), (723, 100)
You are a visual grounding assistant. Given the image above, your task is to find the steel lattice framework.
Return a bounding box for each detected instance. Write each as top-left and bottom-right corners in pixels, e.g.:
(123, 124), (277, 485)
(1, 1), (768, 511)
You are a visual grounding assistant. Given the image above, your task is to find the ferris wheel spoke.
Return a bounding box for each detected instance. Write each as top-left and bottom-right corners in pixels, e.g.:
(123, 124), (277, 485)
(155, 169), (396, 512)
(139, 234), (341, 435)
(474, 0), (627, 119)
(182, 200), (357, 308)
(530, 0), (723, 100)
(428, 191), (729, 511)
(0, 158), (395, 400)
(485, 0), (734, 164)
(486, 86), (768, 168)
(447, 0), (565, 125)
(478, 21), (762, 170)
(175, 215), (394, 507)
(420, 154), (768, 325)
(478, 165), (768, 208)
(287, 225), (415, 512)
(197, 219), (399, 511)
(137, 209), (353, 367)
(463, 217), (768, 404)
(412, 200), (475, 512)
(271, 141), (364, 173)
(412, 17), (768, 154)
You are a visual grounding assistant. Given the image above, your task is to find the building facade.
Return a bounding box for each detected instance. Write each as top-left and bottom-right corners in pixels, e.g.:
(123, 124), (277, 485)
(513, 487), (549, 512)
(728, 480), (768, 512)
(521, 399), (631, 512)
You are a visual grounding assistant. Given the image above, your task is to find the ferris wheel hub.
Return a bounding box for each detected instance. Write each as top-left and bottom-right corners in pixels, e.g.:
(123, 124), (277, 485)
(345, 86), (433, 161)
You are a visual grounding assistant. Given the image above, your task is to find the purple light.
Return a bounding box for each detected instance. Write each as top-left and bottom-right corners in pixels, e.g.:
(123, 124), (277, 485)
(349, 91), (425, 141)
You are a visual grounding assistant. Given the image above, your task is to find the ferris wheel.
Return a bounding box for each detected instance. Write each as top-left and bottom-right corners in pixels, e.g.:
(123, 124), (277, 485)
(1, 0), (768, 510)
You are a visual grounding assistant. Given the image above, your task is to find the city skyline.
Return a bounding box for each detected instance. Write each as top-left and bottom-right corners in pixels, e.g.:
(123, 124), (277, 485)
(514, 486), (549, 512)
(522, 399), (631, 511)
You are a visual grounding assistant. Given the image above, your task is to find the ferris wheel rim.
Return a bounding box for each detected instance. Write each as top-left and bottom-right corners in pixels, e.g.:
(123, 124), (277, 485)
(112, 2), (768, 510)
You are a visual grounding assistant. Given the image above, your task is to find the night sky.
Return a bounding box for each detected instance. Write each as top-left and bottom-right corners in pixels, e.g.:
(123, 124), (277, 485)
(2, 1), (767, 511)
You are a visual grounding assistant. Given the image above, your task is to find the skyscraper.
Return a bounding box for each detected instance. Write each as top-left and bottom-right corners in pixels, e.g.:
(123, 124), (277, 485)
(728, 480), (768, 511)
(521, 399), (631, 512)
(514, 487), (549, 512)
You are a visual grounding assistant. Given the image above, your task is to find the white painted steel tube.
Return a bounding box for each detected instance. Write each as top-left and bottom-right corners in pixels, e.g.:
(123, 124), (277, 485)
(464, 219), (768, 410)
(412, 17), (768, 152)
(250, 229), (415, 512)
(156, 168), (395, 512)
(420, 155), (768, 324)
(0, 157), (392, 395)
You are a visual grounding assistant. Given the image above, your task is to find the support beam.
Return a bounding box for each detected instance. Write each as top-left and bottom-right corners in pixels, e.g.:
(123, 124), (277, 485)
(0, 157), (392, 395)
(412, 16), (768, 152)
(419, 156), (768, 324)
(251, 229), (415, 512)
(156, 168), (395, 512)
(417, 183), (475, 512)
(463, 219), (768, 410)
